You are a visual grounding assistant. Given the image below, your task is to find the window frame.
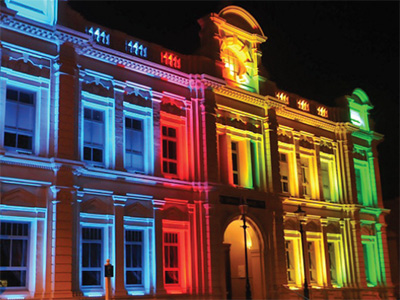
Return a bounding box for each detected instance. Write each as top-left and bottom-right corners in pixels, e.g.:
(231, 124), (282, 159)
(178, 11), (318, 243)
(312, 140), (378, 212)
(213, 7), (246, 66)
(123, 103), (153, 174)
(326, 234), (344, 288)
(0, 221), (30, 289)
(81, 91), (115, 168)
(80, 226), (104, 288)
(123, 216), (154, 296)
(79, 213), (113, 296)
(162, 220), (191, 294)
(284, 230), (304, 288)
(0, 206), (46, 298)
(0, 70), (50, 156)
(160, 111), (188, 180)
(4, 87), (36, 153)
(305, 232), (325, 287)
(124, 229), (144, 287)
(361, 235), (381, 287)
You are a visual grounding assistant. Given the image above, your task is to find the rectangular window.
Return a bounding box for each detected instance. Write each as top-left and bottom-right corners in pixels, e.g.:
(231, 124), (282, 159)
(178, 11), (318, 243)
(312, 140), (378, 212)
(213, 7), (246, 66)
(231, 142), (239, 185)
(163, 232), (179, 285)
(4, 88), (35, 151)
(327, 242), (338, 285)
(321, 161), (331, 201)
(0, 222), (29, 287)
(285, 240), (296, 283)
(125, 230), (143, 286)
(301, 157), (311, 197)
(162, 126), (178, 175)
(362, 239), (379, 287)
(307, 241), (317, 283)
(125, 117), (144, 172)
(280, 153), (290, 193)
(84, 108), (104, 164)
(355, 167), (363, 204)
(81, 227), (103, 287)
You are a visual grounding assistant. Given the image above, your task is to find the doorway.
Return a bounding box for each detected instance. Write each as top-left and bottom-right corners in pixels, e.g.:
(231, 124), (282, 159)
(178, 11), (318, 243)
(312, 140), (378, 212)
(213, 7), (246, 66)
(223, 217), (265, 299)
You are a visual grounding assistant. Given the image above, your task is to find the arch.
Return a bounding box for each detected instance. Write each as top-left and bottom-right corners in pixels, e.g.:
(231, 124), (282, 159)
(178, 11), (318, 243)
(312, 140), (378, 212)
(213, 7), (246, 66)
(219, 6), (265, 37)
(222, 215), (266, 299)
(352, 88), (371, 105)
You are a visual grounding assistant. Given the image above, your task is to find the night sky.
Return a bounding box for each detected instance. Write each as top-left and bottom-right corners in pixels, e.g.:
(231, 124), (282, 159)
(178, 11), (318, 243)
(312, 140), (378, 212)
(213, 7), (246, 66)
(68, 1), (399, 201)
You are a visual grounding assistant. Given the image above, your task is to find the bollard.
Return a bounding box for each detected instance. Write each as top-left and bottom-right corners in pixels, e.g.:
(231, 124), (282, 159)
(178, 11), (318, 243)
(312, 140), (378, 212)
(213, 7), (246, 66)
(104, 259), (114, 300)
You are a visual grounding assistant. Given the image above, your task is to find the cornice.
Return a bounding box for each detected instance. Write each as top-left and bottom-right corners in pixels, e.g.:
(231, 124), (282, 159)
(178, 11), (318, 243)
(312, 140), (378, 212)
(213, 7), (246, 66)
(276, 106), (337, 132)
(213, 85), (266, 108)
(0, 13), (57, 42)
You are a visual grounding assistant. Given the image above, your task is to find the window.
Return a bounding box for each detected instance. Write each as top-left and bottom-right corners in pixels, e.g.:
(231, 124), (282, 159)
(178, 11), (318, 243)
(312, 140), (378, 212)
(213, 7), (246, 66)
(84, 108), (105, 164)
(0, 222), (29, 287)
(81, 227), (103, 287)
(162, 126), (178, 175)
(307, 241), (317, 283)
(231, 142), (239, 185)
(321, 161), (331, 201)
(301, 157), (311, 197)
(280, 153), (290, 193)
(362, 236), (381, 287)
(327, 242), (338, 285)
(305, 234), (325, 287)
(4, 88), (35, 152)
(125, 230), (143, 286)
(125, 117), (144, 172)
(164, 232), (179, 285)
(284, 231), (303, 288)
(285, 240), (296, 284)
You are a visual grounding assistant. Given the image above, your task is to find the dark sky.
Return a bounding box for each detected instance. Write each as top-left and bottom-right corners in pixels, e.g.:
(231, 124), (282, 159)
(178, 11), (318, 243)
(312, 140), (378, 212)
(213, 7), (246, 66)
(68, 1), (399, 200)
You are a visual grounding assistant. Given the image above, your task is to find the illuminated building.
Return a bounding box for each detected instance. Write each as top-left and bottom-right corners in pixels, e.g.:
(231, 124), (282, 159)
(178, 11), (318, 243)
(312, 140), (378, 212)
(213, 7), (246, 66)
(0, 1), (395, 299)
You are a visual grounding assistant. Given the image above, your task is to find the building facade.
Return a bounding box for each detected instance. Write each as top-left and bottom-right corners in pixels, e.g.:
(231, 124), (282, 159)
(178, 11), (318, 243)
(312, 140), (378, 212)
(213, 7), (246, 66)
(0, 1), (395, 299)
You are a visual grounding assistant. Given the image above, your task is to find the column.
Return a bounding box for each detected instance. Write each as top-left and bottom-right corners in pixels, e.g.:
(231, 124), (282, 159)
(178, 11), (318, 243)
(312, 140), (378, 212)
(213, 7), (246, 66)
(153, 199), (166, 295)
(321, 219), (332, 287)
(113, 196), (127, 296)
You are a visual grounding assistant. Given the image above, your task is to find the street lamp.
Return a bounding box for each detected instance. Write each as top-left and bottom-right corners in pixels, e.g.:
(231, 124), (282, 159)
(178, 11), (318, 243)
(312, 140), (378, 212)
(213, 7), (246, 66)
(294, 205), (309, 300)
(239, 198), (252, 300)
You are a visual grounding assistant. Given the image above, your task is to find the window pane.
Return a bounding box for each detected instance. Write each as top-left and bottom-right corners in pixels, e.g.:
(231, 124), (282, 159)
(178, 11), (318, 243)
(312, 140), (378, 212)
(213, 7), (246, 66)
(90, 243), (101, 267)
(92, 148), (103, 163)
(168, 127), (176, 137)
(165, 271), (179, 284)
(169, 162), (177, 174)
(4, 132), (17, 148)
(131, 119), (142, 130)
(162, 140), (168, 158)
(0, 270), (26, 287)
(82, 243), (89, 267)
(6, 89), (18, 101)
(17, 134), (32, 150)
(92, 110), (103, 122)
(126, 270), (142, 285)
(0, 239), (11, 266)
(11, 240), (27, 267)
(168, 141), (176, 159)
(18, 105), (35, 131)
(5, 101), (17, 127)
(131, 153), (144, 171)
(82, 270), (101, 286)
(19, 92), (34, 104)
(84, 108), (92, 120)
(92, 123), (104, 145)
(84, 147), (92, 161)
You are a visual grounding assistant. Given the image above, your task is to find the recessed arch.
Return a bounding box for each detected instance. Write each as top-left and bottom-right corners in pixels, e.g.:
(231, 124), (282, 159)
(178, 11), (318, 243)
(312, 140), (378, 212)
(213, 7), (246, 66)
(222, 215), (266, 299)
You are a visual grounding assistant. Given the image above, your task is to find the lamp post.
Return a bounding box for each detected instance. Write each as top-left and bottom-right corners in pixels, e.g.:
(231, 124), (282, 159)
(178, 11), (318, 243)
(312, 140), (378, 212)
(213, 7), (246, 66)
(294, 205), (309, 300)
(239, 198), (252, 300)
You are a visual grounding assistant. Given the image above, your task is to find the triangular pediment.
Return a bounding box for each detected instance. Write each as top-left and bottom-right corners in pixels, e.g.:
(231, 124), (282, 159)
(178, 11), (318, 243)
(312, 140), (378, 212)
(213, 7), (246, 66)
(81, 197), (110, 214)
(125, 202), (152, 218)
(1, 188), (38, 207)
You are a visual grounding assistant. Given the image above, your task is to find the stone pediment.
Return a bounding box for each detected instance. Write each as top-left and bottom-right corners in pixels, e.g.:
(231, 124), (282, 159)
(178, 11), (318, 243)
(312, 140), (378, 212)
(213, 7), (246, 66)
(125, 202), (152, 218)
(81, 197), (110, 214)
(163, 206), (188, 221)
(1, 188), (39, 207)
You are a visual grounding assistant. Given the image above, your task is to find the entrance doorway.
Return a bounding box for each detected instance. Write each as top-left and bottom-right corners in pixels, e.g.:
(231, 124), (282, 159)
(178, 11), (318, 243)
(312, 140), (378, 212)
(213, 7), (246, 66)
(223, 217), (265, 299)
